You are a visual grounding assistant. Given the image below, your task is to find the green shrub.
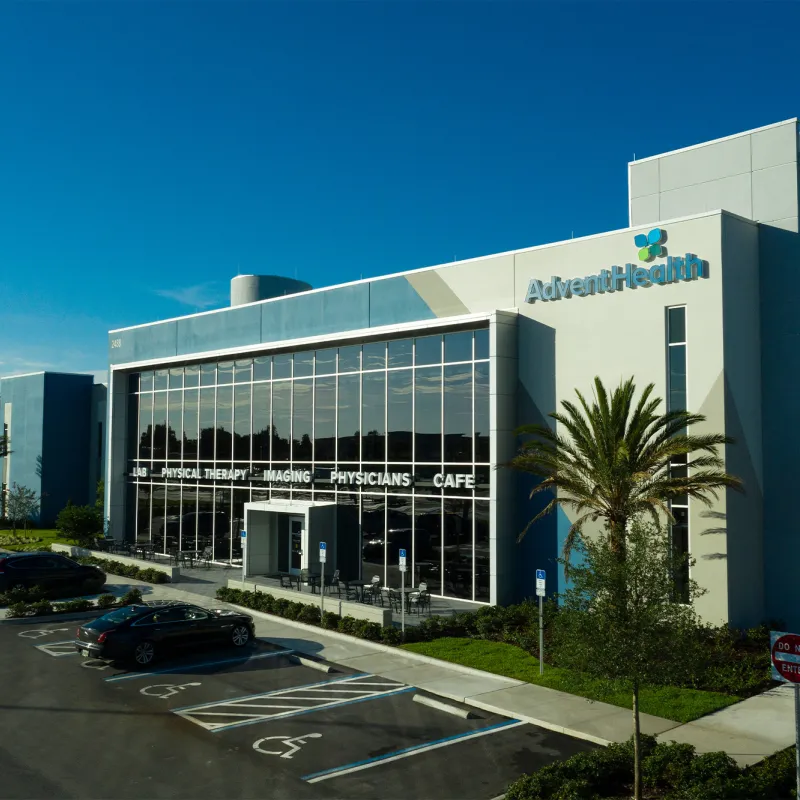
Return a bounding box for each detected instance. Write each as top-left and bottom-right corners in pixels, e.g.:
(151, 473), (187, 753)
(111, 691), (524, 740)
(55, 503), (103, 547)
(120, 588), (143, 606)
(297, 605), (321, 625)
(58, 599), (93, 613)
(321, 611), (339, 630)
(642, 741), (696, 791)
(96, 594), (117, 609)
(5, 601), (30, 618)
(30, 599), (53, 616)
(380, 626), (402, 645)
(75, 555), (170, 585)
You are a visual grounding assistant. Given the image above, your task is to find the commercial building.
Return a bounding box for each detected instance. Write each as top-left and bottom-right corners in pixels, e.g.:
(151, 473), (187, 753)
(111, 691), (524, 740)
(105, 118), (800, 629)
(0, 372), (107, 525)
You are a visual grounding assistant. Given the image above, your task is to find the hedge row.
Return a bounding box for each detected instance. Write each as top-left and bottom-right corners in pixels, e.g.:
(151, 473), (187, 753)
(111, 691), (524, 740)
(505, 735), (796, 800)
(76, 555), (170, 584)
(5, 588), (143, 618)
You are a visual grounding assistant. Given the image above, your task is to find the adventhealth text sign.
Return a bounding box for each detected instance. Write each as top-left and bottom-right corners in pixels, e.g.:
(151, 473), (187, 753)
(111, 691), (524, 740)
(524, 230), (707, 304)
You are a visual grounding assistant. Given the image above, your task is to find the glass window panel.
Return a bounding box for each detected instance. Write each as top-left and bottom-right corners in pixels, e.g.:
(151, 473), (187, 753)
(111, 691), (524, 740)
(671, 522), (690, 603)
(136, 483), (152, 544)
(273, 354), (292, 380)
(213, 488), (231, 562)
(167, 390), (182, 460)
(444, 331), (473, 363)
(127, 394), (139, 458)
(140, 371), (154, 392)
(196, 486), (214, 551)
(234, 359), (253, 383)
(315, 348), (336, 376)
(669, 346), (687, 411)
(386, 463), (413, 495)
(128, 372), (140, 393)
(474, 329), (489, 360)
(362, 341), (386, 371)
(362, 372), (386, 462)
(180, 486), (197, 552)
(154, 369), (169, 391)
(294, 352), (314, 378)
(414, 367), (442, 463)
(474, 500), (490, 601)
(668, 307), (686, 344)
(388, 339), (412, 368)
(183, 389), (198, 461)
(444, 364), (472, 462)
(152, 391), (167, 460)
(474, 363), (490, 463)
(252, 382), (271, 462)
(217, 361), (234, 385)
(414, 496), (441, 593)
(413, 465), (441, 496)
(338, 345), (360, 373)
(387, 369), (413, 461)
(216, 385), (233, 462)
(125, 483), (137, 543)
(138, 393), (153, 460)
(337, 374), (360, 461)
(165, 485), (181, 554)
(233, 384), (251, 462)
(184, 365), (199, 388)
(200, 364), (216, 386)
(253, 356), (271, 381)
(361, 495), (386, 585)
(443, 499), (473, 599)
(271, 381), (291, 461)
(199, 387), (215, 461)
(292, 380), (313, 460)
(385, 496), (412, 588)
(314, 377), (336, 462)
(169, 367), (184, 390)
(151, 484), (166, 552)
(415, 335), (442, 366)
(475, 466), (490, 498)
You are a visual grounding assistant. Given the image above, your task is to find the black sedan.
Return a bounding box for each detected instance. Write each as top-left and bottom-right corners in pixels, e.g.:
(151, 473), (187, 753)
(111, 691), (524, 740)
(74, 601), (256, 666)
(0, 552), (106, 596)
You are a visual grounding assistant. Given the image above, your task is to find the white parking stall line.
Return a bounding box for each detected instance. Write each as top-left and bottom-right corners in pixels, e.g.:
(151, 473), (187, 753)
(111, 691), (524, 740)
(174, 675), (410, 733)
(35, 640), (79, 657)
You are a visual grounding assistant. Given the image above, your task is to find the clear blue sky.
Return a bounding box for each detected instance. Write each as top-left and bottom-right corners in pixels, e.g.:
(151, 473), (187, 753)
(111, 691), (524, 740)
(2, 1), (798, 379)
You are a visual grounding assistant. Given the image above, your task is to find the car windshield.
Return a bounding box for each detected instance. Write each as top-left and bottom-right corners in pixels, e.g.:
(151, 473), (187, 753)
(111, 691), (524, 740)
(99, 605), (146, 624)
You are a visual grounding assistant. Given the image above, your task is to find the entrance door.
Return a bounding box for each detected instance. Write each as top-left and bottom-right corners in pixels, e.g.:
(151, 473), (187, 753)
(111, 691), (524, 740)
(288, 516), (303, 575)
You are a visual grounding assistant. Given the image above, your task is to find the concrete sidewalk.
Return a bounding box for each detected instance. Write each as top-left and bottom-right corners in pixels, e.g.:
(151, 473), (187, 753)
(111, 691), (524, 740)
(10, 574), (794, 763)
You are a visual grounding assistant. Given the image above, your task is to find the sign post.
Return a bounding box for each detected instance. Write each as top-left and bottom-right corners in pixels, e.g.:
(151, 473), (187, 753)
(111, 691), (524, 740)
(319, 542), (327, 617)
(536, 569), (546, 675)
(770, 630), (800, 798)
(240, 530), (247, 589)
(399, 549), (408, 637)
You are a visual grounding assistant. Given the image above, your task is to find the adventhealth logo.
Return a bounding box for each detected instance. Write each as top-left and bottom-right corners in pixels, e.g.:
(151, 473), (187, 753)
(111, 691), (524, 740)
(635, 228), (665, 261)
(524, 229), (706, 304)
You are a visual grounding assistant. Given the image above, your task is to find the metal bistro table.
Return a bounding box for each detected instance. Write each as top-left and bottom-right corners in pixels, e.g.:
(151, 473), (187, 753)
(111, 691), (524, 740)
(133, 543), (155, 561)
(178, 550), (201, 568)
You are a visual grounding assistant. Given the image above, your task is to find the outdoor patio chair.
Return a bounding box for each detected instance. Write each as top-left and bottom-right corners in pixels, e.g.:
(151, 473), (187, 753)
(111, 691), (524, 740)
(362, 575), (382, 605)
(200, 546), (213, 568)
(384, 587), (402, 613)
(323, 569), (341, 596)
(409, 582), (431, 615)
(280, 573), (297, 590)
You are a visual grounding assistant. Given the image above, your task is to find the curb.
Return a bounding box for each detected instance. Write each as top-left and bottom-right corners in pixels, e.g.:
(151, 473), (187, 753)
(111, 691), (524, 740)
(220, 599), (615, 747)
(413, 693), (475, 719)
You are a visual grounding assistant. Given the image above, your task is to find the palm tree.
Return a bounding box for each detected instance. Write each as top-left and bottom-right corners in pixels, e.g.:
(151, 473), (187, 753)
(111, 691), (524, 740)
(509, 376), (742, 566)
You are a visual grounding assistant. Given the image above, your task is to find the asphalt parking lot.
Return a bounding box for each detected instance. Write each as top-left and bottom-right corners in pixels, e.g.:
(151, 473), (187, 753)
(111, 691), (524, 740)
(0, 613), (595, 800)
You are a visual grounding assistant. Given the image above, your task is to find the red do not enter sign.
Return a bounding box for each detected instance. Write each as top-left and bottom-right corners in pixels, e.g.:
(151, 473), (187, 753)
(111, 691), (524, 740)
(771, 633), (800, 683)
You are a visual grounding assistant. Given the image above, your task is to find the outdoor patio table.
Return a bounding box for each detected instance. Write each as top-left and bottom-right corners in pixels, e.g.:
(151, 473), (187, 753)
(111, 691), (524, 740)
(179, 550), (200, 568)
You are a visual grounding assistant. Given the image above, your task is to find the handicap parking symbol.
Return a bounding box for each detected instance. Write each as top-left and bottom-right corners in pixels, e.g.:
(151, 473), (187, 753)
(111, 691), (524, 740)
(253, 733), (322, 759)
(18, 628), (70, 639)
(140, 682), (202, 700)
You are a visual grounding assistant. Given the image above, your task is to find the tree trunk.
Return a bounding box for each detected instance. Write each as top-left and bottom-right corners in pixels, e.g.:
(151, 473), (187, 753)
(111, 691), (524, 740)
(632, 678), (642, 800)
(609, 519), (628, 562)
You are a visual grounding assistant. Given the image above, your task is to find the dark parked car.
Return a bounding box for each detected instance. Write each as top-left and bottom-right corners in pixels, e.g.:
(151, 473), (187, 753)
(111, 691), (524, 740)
(0, 552), (106, 596)
(74, 601), (256, 666)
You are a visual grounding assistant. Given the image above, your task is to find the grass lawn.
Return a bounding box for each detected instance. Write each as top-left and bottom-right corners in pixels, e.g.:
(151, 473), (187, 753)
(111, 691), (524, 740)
(0, 528), (72, 550)
(400, 637), (741, 724)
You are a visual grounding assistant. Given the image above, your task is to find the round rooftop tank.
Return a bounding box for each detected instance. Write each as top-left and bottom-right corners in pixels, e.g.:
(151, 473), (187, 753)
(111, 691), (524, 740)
(230, 274), (312, 306)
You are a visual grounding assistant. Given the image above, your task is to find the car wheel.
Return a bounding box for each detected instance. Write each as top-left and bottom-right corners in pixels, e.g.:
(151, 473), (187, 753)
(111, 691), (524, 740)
(231, 625), (250, 647)
(134, 641), (156, 666)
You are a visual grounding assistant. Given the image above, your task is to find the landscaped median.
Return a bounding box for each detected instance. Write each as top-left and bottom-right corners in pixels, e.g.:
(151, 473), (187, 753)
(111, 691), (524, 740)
(2, 587), (144, 618)
(214, 587), (771, 726)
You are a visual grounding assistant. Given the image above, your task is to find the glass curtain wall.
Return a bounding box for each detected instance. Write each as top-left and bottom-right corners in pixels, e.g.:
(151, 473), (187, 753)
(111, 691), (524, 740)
(125, 328), (491, 600)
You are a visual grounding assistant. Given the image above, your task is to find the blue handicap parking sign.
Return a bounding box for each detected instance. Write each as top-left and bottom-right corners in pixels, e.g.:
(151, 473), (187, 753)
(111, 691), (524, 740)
(536, 569), (545, 581)
(240, 530), (247, 539)
(399, 549), (407, 558)
(320, 542), (326, 550)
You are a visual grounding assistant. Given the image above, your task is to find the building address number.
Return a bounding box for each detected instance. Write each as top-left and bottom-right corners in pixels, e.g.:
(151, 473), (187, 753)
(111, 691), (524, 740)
(111, 338), (122, 349)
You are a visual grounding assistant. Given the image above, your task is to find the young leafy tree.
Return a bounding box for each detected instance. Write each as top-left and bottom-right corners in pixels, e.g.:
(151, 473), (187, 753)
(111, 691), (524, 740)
(510, 376), (742, 566)
(55, 501), (103, 547)
(551, 518), (707, 800)
(6, 483), (40, 533)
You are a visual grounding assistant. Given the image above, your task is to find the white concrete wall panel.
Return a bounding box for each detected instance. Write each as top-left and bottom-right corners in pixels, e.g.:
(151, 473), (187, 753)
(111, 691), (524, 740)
(630, 193), (660, 227)
(751, 123), (798, 171)
(659, 174), (753, 221)
(752, 163), (799, 224)
(659, 136), (751, 192)
(629, 159), (659, 199)
(435, 255), (516, 315)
